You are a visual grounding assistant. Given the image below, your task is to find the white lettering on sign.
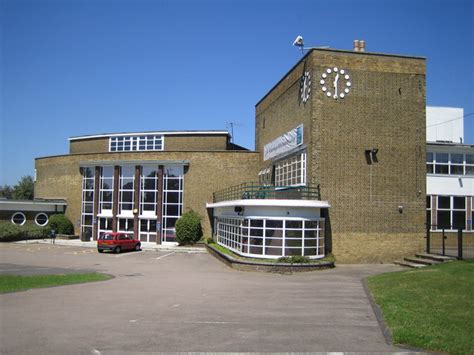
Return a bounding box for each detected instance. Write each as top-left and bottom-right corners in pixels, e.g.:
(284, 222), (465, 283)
(263, 125), (303, 161)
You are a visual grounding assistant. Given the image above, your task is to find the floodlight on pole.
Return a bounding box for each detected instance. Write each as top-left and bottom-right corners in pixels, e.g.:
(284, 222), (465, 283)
(293, 35), (329, 55)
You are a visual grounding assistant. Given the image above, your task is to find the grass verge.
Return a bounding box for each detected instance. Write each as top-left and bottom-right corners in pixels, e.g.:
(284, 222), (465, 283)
(367, 260), (474, 354)
(0, 273), (112, 293)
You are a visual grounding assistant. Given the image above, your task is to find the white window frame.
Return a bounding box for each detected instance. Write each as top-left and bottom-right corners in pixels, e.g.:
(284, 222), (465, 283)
(11, 212), (26, 226)
(99, 166), (114, 216)
(435, 195), (467, 231)
(427, 151), (474, 176)
(162, 166), (184, 243)
(34, 213), (49, 227)
(118, 166), (135, 217)
(109, 135), (164, 152)
(140, 166), (158, 218)
(215, 216), (324, 259)
(274, 152), (306, 187)
(81, 167), (95, 240)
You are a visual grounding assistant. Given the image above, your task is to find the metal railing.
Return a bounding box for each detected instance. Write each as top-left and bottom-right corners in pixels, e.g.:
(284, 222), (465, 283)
(212, 182), (321, 203)
(425, 224), (474, 259)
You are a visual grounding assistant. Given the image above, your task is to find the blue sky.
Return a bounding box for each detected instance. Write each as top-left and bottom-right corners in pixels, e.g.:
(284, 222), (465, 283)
(1, 0), (473, 185)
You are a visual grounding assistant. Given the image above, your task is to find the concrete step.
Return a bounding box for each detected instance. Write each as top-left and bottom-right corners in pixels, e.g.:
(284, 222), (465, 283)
(415, 252), (457, 262)
(404, 257), (440, 266)
(394, 260), (426, 268)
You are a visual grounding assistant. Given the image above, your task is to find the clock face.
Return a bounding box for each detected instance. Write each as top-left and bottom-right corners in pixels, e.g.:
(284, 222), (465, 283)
(319, 67), (352, 100)
(300, 71), (311, 103)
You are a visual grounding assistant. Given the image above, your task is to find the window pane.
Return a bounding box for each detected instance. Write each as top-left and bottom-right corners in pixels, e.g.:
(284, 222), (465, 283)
(250, 219), (263, 228)
(142, 167), (156, 177)
(427, 164), (433, 174)
(426, 196), (431, 208)
(436, 153), (448, 163)
(451, 154), (463, 164)
(438, 196), (450, 209)
(121, 191), (133, 203)
(466, 154), (474, 164)
(452, 211), (466, 230)
(285, 248), (302, 256)
(451, 165), (463, 175)
(437, 211), (450, 229)
(453, 197), (465, 209)
(426, 152), (433, 162)
(266, 220), (283, 228)
(102, 166), (114, 178)
(144, 178), (156, 190)
(286, 220), (302, 229)
(144, 192), (155, 203)
(435, 165), (448, 174)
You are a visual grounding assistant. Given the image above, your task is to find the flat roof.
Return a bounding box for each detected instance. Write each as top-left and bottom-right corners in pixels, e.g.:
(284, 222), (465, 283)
(427, 141), (474, 148)
(206, 199), (331, 209)
(69, 130), (230, 141)
(0, 198), (67, 205)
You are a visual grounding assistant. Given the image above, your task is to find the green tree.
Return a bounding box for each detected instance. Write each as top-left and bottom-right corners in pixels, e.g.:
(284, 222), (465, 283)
(13, 175), (34, 200)
(0, 185), (13, 199)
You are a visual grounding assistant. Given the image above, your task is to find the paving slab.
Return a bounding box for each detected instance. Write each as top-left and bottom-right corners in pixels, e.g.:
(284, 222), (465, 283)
(0, 243), (408, 354)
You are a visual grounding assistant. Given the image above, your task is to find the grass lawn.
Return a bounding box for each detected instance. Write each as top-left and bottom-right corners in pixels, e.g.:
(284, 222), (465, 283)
(0, 273), (112, 293)
(367, 260), (474, 354)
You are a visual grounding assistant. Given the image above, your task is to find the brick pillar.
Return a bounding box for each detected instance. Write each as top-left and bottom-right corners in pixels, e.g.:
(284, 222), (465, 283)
(133, 165), (141, 239)
(156, 165), (164, 244)
(92, 166), (101, 240)
(112, 166), (120, 232)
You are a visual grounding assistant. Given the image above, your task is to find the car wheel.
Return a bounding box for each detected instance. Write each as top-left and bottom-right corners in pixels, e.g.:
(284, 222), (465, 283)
(98, 249), (104, 253)
(135, 243), (141, 251)
(115, 246), (121, 254)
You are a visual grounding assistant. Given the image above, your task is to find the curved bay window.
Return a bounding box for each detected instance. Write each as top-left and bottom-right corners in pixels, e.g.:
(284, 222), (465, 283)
(216, 217), (324, 259)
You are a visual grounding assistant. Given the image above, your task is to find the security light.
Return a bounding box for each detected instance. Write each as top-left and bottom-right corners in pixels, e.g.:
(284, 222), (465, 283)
(293, 35), (304, 47)
(292, 35), (329, 55)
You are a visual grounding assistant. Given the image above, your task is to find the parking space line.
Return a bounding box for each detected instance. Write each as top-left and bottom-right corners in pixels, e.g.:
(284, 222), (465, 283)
(154, 252), (175, 260)
(114, 251), (142, 258)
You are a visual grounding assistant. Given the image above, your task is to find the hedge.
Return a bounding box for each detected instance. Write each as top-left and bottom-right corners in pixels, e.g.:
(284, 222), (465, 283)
(0, 221), (49, 242)
(48, 214), (74, 235)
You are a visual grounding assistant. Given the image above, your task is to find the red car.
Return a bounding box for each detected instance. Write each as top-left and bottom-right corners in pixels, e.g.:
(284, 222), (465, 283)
(97, 232), (141, 253)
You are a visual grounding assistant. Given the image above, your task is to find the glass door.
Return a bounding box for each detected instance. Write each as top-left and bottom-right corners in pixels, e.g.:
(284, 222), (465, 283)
(139, 219), (157, 242)
(97, 217), (113, 239)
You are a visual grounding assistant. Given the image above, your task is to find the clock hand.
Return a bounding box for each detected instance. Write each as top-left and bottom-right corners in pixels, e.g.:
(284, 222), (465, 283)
(333, 74), (339, 98)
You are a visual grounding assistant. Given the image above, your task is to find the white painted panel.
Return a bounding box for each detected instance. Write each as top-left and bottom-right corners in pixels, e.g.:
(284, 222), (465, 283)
(427, 176), (474, 196)
(213, 205), (321, 219)
(426, 106), (464, 143)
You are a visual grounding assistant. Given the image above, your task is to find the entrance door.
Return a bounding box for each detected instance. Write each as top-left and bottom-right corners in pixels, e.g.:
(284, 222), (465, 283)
(98, 217), (113, 239)
(139, 219), (157, 242)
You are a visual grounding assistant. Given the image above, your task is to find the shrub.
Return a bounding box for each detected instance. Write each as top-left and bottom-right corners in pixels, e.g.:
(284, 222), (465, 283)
(48, 214), (74, 235)
(0, 221), (49, 242)
(175, 210), (203, 245)
(278, 255), (311, 264)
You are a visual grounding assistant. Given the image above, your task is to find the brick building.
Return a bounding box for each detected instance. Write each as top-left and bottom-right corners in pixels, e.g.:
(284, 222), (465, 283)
(31, 45), (430, 262)
(35, 131), (259, 243)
